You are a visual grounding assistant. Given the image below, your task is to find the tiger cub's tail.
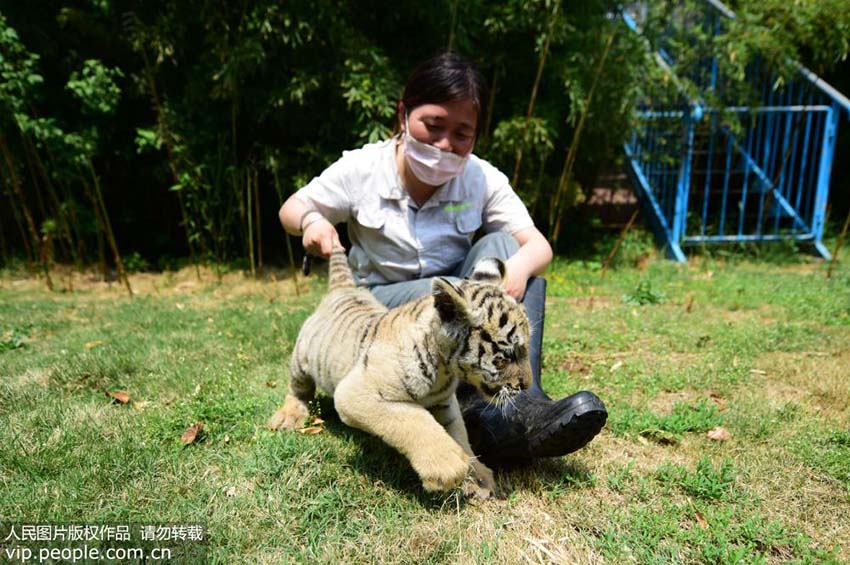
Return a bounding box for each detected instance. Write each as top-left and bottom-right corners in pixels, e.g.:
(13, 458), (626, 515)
(329, 246), (356, 291)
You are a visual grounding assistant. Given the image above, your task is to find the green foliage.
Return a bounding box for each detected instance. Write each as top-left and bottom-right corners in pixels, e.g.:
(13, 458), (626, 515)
(123, 251), (149, 272)
(656, 458), (737, 500)
(622, 279), (666, 305)
(1, 1), (848, 265)
(66, 60), (123, 115)
(0, 15), (43, 116)
(612, 399), (723, 437)
(0, 328), (27, 352)
(341, 49), (401, 144)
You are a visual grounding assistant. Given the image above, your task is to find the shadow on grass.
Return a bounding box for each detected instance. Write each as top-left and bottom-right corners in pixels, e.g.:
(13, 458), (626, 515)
(313, 396), (597, 506)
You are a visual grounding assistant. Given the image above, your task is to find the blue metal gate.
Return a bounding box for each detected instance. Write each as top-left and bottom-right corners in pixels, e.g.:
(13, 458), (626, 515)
(622, 1), (850, 261)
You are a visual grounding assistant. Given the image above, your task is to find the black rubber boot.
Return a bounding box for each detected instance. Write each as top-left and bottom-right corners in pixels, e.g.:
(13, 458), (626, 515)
(460, 388), (608, 466)
(458, 277), (608, 466)
(522, 276), (546, 392)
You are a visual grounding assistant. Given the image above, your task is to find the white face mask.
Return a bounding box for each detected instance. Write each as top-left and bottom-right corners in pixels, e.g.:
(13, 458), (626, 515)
(403, 114), (469, 186)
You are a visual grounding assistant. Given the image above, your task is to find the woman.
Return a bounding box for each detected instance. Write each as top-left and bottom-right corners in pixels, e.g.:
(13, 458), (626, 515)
(279, 52), (606, 465)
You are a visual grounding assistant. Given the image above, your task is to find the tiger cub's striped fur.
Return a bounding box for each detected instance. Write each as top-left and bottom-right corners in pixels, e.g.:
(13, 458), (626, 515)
(268, 247), (532, 498)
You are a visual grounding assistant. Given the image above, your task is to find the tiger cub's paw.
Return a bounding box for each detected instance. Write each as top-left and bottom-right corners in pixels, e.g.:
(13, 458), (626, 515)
(416, 444), (471, 492)
(463, 461), (500, 500)
(267, 394), (310, 431)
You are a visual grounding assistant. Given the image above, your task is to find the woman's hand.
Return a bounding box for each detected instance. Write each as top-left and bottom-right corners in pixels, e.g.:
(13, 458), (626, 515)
(503, 262), (529, 301)
(303, 218), (342, 258)
(504, 227), (553, 300)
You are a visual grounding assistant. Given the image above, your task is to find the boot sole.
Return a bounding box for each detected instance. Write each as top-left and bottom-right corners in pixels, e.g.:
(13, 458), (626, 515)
(480, 391), (608, 466)
(528, 400), (608, 457)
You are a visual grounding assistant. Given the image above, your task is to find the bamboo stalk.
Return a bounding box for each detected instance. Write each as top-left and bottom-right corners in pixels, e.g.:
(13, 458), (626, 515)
(21, 132), (79, 272)
(601, 208), (640, 280)
(447, 0), (460, 51)
(96, 212), (107, 281)
(827, 206), (850, 279)
(271, 165), (301, 296)
(34, 130), (89, 267)
(0, 133), (53, 290)
(20, 133), (74, 284)
(481, 65), (499, 148)
(253, 169), (263, 277)
(511, 0), (562, 187)
(529, 155), (548, 219)
(136, 38), (201, 279)
(0, 212), (7, 261)
(2, 167), (35, 270)
(247, 168), (256, 278)
(87, 160), (132, 296)
(550, 31), (616, 244)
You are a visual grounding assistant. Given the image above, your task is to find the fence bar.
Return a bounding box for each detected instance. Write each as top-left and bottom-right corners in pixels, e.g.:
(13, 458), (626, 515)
(621, 0), (846, 261)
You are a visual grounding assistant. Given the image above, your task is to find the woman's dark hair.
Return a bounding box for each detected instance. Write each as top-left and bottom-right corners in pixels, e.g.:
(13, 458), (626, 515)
(401, 52), (488, 139)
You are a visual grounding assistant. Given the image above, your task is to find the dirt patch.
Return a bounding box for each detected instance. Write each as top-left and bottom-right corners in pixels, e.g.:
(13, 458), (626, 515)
(13, 367), (53, 388)
(752, 350), (850, 423)
(2, 265), (315, 302)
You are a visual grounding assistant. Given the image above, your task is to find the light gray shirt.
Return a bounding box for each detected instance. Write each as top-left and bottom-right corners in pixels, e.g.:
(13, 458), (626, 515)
(295, 138), (534, 286)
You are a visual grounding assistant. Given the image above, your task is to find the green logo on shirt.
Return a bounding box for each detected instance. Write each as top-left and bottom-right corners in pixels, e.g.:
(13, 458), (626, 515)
(444, 201), (472, 213)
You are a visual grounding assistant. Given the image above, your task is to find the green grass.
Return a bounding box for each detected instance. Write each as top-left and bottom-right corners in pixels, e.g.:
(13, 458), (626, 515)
(2, 241), (849, 563)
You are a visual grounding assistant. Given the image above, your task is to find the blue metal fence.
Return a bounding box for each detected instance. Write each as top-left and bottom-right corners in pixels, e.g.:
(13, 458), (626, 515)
(622, 1), (850, 261)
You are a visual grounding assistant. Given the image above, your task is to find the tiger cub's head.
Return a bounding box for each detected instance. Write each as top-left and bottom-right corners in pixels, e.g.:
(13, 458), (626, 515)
(432, 258), (532, 404)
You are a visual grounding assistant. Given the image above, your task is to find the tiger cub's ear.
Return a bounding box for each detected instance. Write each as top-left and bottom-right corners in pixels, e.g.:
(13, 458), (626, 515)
(468, 257), (507, 286)
(432, 278), (470, 324)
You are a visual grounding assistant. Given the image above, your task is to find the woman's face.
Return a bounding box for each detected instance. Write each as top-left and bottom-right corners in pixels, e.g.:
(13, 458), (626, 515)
(403, 99), (477, 157)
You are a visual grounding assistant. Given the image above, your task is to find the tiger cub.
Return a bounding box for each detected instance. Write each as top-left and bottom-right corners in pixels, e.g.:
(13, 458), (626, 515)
(268, 247), (532, 499)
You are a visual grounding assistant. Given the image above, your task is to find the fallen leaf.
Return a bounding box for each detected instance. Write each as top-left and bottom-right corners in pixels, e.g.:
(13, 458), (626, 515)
(297, 426), (324, 435)
(708, 392), (727, 409)
(181, 421), (204, 445)
(694, 511), (708, 529)
(610, 361), (624, 372)
(84, 341), (103, 350)
(107, 391), (130, 404)
(707, 426), (731, 441)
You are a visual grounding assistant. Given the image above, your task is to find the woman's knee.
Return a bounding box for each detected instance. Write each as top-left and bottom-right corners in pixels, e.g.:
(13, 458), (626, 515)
(458, 232), (520, 277)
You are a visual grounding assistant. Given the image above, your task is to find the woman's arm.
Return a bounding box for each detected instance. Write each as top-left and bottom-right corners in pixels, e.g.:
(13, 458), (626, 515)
(505, 226), (553, 300)
(279, 194), (343, 258)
